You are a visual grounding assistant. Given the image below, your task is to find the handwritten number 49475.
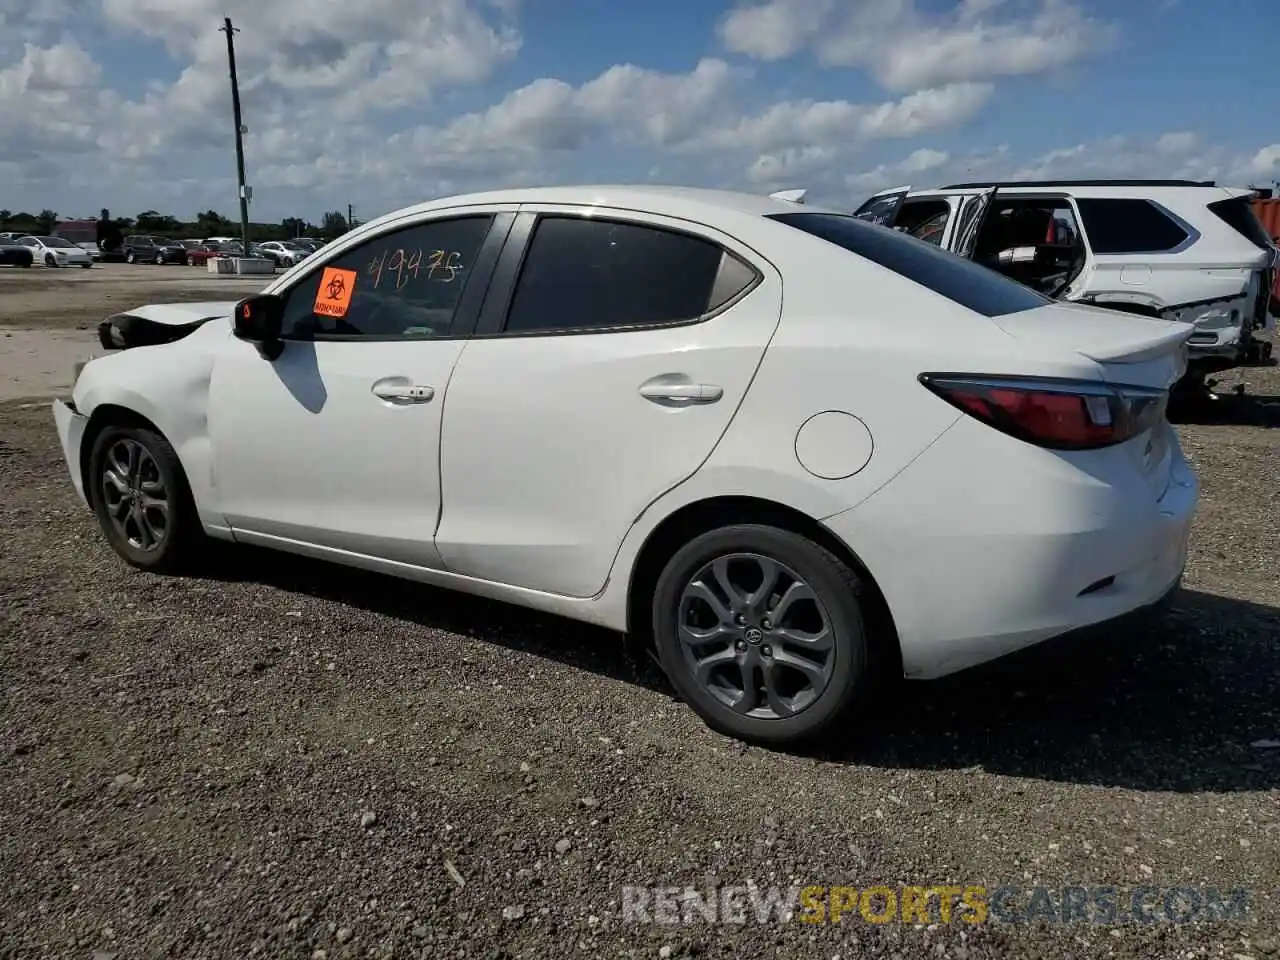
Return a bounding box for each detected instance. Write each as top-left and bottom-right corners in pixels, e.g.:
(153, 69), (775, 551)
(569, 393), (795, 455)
(367, 249), (463, 289)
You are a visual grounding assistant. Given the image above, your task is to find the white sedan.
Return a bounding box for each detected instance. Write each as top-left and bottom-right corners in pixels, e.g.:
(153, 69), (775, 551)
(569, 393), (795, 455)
(51, 185), (1198, 746)
(20, 235), (93, 268)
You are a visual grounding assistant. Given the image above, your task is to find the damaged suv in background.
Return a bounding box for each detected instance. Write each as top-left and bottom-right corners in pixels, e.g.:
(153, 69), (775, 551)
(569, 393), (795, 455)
(852, 179), (1278, 390)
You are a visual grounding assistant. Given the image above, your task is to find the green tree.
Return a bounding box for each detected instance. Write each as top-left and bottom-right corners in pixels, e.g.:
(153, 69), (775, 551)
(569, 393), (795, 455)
(321, 210), (349, 238)
(195, 209), (233, 236)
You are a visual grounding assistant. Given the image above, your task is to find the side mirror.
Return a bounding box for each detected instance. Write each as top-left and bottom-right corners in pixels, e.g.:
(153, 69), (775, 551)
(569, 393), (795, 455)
(233, 294), (284, 359)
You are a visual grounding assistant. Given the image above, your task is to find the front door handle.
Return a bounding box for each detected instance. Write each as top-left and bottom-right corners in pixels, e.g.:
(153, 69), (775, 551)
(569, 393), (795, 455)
(372, 381), (435, 405)
(639, 380), (723, 406)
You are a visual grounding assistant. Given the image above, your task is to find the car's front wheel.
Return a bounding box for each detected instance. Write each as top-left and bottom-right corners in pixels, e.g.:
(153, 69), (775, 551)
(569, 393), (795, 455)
(88, 424), (205, 573)
(154, 252), (164, 265)
(125, 252), (136, 264)
(652, 524), (871, 747)
(45, 253), (58, 267)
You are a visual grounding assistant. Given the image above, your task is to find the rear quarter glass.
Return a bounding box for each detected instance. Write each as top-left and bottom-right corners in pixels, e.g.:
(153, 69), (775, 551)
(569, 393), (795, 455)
(768, 212), (1050, 318)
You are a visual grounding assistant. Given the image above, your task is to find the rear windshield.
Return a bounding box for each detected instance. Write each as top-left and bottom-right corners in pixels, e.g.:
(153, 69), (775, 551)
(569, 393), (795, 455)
(768, 212), (1050, 317)
(1208, 198), (1274, 249)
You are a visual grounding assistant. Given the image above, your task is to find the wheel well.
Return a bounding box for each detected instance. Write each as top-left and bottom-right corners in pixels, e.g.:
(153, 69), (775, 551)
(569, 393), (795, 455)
(78, 405), (166, 506)
(625, 496), (902, 676)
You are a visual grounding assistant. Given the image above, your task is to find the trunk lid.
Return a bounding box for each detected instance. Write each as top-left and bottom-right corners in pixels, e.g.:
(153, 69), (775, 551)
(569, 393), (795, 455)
(993, 300), (1191, 389)
(993, 300), (1189, 500)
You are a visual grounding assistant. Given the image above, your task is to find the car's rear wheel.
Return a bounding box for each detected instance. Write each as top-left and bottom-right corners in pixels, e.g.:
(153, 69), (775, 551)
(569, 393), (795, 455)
(88, 424), (205, 574)
(652, 524), (870, 746)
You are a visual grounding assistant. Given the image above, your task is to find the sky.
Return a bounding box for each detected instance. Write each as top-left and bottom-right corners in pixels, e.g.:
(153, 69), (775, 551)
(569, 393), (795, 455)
(2, 0), (1279, 224)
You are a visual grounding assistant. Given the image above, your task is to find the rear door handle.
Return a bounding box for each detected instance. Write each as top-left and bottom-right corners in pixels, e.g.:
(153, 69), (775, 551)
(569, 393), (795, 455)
(638, 380), (724, 406)
(372, 381), (435, 405)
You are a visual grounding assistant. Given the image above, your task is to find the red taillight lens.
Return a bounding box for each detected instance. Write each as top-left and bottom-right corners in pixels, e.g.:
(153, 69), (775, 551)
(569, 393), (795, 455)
(920, 374), (1167, 450)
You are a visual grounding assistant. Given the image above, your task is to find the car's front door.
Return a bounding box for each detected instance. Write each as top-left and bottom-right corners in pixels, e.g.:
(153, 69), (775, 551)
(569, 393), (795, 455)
(852, 185), (911, 226)
(207, 207), (515, 567)
(433, 207), (782, 598)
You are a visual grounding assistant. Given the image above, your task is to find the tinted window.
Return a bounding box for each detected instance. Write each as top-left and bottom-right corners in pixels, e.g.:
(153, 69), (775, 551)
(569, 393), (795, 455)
(852, 193), (904, 225)
(279, 216), (492, 339)
(1207, 197), (1273, 249)
(504, 217), (733, 334)
(769, 212), (1050, 318)
(1075, 198), (1190, 254)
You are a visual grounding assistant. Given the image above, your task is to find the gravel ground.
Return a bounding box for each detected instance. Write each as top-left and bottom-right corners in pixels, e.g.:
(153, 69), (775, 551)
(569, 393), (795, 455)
(0, 280), (1277, 957)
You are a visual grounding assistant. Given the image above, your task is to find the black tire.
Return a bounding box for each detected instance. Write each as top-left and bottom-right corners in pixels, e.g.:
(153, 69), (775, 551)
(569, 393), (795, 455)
(19, 259), (31, 268)
(81, 262), (92, 269)
(45, 253), (58, 267)
(652, 524), (870, 747)
(88, 423), (206, 574)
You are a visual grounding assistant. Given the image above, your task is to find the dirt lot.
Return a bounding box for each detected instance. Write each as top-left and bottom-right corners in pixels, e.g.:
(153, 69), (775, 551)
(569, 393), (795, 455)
(0, 266), (1277, 958)
(0, 263), (267, 399)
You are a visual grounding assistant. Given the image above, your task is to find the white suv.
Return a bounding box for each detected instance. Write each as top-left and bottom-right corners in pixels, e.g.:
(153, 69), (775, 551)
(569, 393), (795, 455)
(853, 179), (1278, 383)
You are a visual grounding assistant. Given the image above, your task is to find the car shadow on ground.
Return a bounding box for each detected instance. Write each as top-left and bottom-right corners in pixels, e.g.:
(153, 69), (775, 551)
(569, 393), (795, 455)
(204, 549), (1279, 792)
(1168, 385), (1280, 428)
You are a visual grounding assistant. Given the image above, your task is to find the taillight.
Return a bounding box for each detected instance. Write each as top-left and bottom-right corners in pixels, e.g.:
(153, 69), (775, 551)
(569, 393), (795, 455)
(919, 374), (1167, 450)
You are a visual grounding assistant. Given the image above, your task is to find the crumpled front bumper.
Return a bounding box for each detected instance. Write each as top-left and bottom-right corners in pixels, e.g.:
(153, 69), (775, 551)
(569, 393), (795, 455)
(52, 398), (90, 509)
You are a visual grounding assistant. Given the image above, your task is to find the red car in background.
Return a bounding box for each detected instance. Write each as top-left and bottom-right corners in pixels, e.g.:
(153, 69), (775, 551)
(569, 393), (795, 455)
(184, 242), (237, 267)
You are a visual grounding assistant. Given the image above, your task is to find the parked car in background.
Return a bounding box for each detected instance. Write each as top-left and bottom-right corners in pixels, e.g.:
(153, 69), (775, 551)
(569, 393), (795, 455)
(53, 185), (1197, 747)
(255, 240), (312, 267)
(0, 240), (34, 267)
(184, 242), (235, 267)
(851, 179), (1277, 386)
(77, 242), (105, 262)
(19, 235), (93, 268)
(122, 235), (186, 264)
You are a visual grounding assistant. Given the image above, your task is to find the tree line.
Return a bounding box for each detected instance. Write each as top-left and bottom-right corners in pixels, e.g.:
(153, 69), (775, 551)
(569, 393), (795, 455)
(0, 207), (354, 246)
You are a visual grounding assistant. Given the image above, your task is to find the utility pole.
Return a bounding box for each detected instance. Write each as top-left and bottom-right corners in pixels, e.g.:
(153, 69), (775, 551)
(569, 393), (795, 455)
(347, 204), (355, 231)
(220, 17), (251, 254)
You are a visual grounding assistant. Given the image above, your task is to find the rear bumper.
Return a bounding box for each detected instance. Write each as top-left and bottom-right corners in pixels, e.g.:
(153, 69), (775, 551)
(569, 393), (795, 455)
(822, 417), (1198, 680)
(52, 398), (90, 509)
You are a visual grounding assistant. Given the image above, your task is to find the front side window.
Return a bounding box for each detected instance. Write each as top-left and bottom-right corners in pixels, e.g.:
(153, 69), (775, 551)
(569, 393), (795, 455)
(278, 216), (493, 339)
(895, 200), (951, 246)
(502, 216), (744, 334)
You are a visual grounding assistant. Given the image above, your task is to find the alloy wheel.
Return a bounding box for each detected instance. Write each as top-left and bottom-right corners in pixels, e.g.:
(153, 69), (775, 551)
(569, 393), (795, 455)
(676, 553), (836, 719)
(100, 438), (169, 551)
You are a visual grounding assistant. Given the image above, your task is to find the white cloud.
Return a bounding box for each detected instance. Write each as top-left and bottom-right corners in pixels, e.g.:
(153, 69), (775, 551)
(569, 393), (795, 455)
(718, 0), (1119, 91)
(839, 132), (1280, 205)
(0, 1), (1274, 222)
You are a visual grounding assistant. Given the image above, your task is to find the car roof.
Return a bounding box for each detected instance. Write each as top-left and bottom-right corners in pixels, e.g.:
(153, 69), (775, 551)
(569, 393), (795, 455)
(361, 185), (842, 228)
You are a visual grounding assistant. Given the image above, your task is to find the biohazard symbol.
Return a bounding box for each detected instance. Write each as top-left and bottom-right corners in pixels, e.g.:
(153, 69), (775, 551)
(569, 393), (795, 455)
(313, 267), (356, 318)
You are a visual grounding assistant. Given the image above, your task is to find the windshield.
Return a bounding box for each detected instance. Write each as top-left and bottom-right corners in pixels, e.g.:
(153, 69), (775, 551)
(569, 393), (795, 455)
(38, 236), (75, 248)
(768, 212), (1051, 318)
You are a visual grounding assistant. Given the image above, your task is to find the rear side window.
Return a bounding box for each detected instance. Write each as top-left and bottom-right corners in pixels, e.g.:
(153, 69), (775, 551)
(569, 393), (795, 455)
(1074, 198), (1191, 254)
(503, 217), (755, 334)
(768, 212), (1050, 318)
(1207, 197), (1274, 249)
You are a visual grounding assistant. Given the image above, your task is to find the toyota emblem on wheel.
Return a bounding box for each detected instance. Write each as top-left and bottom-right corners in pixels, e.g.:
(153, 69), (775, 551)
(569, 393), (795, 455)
(744, 626), (764, 645)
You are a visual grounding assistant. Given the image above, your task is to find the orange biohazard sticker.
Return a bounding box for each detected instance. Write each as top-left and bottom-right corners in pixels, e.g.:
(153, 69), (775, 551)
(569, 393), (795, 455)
(313, 267), (356, 318)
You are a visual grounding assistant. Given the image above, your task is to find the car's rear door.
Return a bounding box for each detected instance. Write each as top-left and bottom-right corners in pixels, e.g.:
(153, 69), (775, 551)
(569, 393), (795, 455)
(433, 207), (782, 598)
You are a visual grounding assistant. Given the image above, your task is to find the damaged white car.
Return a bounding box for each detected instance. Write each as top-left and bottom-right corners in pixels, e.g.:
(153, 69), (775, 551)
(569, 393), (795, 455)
(852, 179), (1278, 388)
